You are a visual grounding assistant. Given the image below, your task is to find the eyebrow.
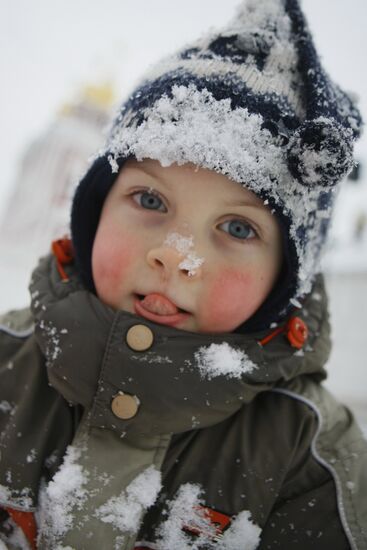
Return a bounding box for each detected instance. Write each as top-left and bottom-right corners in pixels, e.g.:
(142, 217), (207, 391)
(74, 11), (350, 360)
(223, 198), (265, 209)
(130, 164), (171, 189)
(133, 164), (156, 178)
(129, 164), (265, 209)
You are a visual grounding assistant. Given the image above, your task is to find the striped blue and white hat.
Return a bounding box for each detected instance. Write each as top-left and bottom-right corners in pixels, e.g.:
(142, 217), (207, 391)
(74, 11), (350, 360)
(71, 0), (362, 331)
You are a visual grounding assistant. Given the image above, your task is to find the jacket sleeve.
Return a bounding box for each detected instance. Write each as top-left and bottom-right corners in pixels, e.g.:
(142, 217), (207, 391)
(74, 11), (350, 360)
(259, 463), (351, 549)
(0, 309), (82, 513)
(258, 385), (366, 549)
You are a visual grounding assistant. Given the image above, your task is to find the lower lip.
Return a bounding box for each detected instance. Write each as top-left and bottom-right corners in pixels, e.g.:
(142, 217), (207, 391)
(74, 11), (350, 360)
(134, 297), (191, 327)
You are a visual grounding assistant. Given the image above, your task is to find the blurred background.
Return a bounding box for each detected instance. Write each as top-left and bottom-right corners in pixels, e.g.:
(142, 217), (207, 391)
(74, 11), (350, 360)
(0, 0), (366, 432)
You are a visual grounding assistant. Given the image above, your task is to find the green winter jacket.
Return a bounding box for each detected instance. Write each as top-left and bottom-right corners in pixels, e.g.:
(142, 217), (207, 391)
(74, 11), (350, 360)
(0, 255), (366, 549)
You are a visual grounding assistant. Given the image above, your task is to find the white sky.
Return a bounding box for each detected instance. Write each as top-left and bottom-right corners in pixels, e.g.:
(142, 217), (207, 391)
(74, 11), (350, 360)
(0, 0), (366, 221)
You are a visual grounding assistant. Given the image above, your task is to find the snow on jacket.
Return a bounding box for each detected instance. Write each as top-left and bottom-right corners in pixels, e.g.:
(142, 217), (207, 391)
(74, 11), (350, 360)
(0, 254), (366, 549)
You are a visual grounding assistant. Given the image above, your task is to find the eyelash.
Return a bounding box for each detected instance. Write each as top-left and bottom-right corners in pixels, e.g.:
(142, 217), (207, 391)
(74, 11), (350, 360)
(130, 189), (258, 241)
(219, 219), (257, 241)
(131, 189), (167, 212)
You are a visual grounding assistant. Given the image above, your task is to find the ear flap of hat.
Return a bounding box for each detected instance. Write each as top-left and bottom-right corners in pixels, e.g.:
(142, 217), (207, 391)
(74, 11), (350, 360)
(70, 156), (123, 291)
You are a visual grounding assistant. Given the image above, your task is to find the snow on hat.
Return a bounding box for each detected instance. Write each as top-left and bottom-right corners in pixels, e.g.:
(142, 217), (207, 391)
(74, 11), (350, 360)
(71, 0), (362, 330)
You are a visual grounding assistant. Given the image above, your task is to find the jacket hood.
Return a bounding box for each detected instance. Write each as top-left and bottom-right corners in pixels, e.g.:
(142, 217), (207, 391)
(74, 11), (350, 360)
(29, 255), (330, 437)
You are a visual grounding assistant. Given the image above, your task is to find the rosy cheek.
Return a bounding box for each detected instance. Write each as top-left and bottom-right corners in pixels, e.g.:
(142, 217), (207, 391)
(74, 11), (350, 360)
(200, 269), (263, 332)
(92, 228), (140, 301)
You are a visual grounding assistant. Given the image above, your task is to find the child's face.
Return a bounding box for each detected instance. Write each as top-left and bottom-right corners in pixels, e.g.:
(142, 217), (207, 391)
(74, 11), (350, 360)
(92, 159), (282, 333)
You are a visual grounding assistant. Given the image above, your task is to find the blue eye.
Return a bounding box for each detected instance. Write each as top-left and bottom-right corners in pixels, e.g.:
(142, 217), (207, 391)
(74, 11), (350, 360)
(220, 219), (256, 240)
(133, 191), (166, 212)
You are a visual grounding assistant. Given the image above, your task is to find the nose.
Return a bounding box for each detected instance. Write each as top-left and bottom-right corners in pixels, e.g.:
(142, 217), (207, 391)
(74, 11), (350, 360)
(146, 245), (203, 279)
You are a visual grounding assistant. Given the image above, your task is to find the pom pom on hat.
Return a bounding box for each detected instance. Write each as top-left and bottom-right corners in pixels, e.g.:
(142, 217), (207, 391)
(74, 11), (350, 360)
(287, 117), (355, 187)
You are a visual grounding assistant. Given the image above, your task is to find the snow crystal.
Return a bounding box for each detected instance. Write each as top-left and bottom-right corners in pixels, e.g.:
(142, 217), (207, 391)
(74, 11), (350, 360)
(191, 416), (200, 429)
(179, 254), (205, 277)
(195, 342), (257, 379)
(228, 0), (291, 47)
(132, 353), (173, 364)
(107, 154), (119, 173)
(164, 232), (194, 255)
(0, 484), (11, 504)
(39, 445), (89, 537)
(44, 452), (59, 469)
(164, 231), (205, 276)
(114, 537), (126, 550)
(346, 481), (355, 492)
(39, 319), (63, 363)
(97, 472), (113, 488)
(156, 483), (218, 550)
(289, 298), (302, 309)
(0, 484), (33, 510)
(26, 448), (37, 464)
(0, 517), (29, 549)
(220, 510), (261, 550)
(95, 466), (161, 534)
(0, 401), (12, 414)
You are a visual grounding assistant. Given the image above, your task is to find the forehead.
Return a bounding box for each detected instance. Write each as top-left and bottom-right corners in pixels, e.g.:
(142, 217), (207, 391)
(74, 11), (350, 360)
(117, 158), (266, 208)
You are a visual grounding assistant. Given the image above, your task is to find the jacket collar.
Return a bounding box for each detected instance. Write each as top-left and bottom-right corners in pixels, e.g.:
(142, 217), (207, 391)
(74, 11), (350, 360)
(29, 255), (330, 436)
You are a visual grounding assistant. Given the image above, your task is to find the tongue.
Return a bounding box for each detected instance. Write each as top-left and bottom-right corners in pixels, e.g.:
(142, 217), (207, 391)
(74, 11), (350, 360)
(140, 293), (179, 315)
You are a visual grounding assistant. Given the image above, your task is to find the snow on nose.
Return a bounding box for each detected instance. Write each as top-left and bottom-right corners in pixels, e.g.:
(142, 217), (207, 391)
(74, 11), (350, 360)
(164, 231), (205, 276)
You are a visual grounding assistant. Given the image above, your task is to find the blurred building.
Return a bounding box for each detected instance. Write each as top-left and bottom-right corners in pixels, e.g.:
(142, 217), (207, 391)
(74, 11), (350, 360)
(0, 84), (115, 308)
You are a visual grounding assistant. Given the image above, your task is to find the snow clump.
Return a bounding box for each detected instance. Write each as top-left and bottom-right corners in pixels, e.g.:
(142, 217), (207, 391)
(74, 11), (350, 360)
(164, 231), (205, 276)
(0, 401), (12, 414)
(156, 483), (261, 549)
(220, 510), (261, 549)
(95, 466), (162, 534)
(39, 445), (89, 538)
(195, 342), (257, 379)
(156, 483), (217, 549)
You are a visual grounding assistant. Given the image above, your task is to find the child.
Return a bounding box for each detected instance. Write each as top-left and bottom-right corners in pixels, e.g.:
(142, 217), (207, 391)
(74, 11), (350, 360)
(1, 0), (366, 548)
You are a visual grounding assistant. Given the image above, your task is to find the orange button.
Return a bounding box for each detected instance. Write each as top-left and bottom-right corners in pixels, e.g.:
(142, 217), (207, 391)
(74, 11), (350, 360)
(111, 392), (140, 419)
(286, 316), (308, 349)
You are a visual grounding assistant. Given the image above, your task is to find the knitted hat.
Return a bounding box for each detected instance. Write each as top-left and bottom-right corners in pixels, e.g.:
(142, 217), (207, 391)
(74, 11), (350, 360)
(71, 0), (362, 331)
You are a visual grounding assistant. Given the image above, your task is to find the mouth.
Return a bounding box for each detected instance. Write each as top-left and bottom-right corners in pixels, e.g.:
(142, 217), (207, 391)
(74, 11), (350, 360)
(133, 293), (191, 327)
